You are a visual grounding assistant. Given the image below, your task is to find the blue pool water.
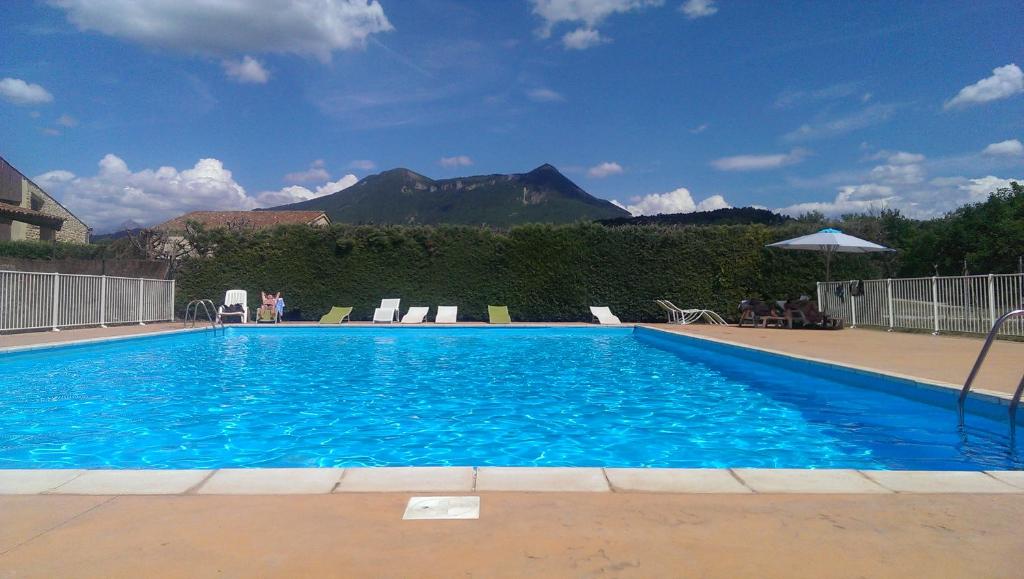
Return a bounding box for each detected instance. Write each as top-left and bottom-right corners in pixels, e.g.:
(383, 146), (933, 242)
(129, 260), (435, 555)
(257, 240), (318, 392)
(0, 326), (1019, 470)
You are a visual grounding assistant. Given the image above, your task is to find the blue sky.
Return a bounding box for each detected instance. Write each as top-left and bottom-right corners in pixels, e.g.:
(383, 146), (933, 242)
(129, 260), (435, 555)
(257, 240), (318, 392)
(1, 0), (1022, 232)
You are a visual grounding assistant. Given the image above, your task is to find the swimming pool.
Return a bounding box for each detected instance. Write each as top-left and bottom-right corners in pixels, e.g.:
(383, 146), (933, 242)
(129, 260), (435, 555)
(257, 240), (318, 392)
(1, 326), (1019, 470)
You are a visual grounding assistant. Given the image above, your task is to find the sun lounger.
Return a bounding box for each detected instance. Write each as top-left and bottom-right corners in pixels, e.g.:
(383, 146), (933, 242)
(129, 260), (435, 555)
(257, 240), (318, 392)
(435, 306), (458, 324)
(373, 298), (401, 323)
(781, 298), (843, 330)
(488, 305), (511, 324)
(217, 289), (248, 324)
(319, 306), (352, 324)
(659, 300), (727, 325)
(401, 306), (429, 324)
(590, 306), (621, 324)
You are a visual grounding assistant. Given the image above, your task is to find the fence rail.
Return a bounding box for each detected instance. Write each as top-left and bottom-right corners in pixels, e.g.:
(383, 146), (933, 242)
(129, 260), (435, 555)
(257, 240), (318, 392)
(0, 270), (175, 333)
(818, 274), (1024, 337)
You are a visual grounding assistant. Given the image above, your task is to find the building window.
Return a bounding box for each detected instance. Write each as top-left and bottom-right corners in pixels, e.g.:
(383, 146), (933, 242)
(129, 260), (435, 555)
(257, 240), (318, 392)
(0, 218), (11, 241)
(30, 194), (44, 211)
(39, 226), (56, 242)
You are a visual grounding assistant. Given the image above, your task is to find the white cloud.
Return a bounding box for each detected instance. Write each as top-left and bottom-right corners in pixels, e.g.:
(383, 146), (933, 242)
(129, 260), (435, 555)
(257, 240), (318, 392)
(530, 0), (663, 48)
(439, 155), (473, 168)
(284, 159), (330, 183)
(254, 174), (357, 206)
(56, 114), (78, 127)
(944, 64), (1023, 109)
(778, 175), (1021, 219)
(562, 27), (608, 49)
(49, 0), (393, 62)
(882, 151), (925, 165)
(773, 83), (860, 109)
(526, 87), (566, 102)
(41, 128), (62, 137)
(587, 161), (624, 178)
(783, 104), (898, 141)
(982, 139), (1024, 157)
(0, 77), (54, 105)
(680, 0), (717, 19)
(222, 55), (270, 84)
(33, 154), (357, 232)
(869, 162), (925, 185)
(689, 123), (709, 134)
(711, 148), (809, 171)
(348, 159), (377, 170)
(612, 186), (730, 216)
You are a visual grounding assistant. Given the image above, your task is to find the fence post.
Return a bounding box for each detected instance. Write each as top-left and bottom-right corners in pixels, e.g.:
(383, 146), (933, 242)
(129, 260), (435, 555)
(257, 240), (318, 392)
(987, 274), (997, 330)
(850, 281), (857, 328)
(931, 276), (940, 335)
(170, 280), (176, 322)
(50, 273), (60, 332)
(816, 282), (823, 312)
(138, 278), (145, 326)
(99, 275), (107, 328)
(886, 278), (894, 331)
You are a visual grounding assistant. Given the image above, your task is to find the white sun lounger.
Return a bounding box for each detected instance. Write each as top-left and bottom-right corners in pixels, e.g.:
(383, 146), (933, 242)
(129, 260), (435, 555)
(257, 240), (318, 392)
(589, 306), (621, 324)
(217, 289), (248, 324)
(401, 306), (429, 324)
(657, 300), (727, 325)
(435, 306), (458, 324)
(373, 298), (401, 323)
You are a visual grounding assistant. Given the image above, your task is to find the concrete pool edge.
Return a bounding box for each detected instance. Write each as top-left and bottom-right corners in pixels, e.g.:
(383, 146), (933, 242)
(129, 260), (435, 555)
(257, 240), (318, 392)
(1, 467), (1023, 495)
(636, 325), (1014, 404)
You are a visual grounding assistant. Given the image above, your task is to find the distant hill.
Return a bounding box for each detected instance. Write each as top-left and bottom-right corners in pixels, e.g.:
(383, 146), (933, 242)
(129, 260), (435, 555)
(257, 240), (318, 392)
(268, 164), (630, 226)
(598, 207), (790, 227)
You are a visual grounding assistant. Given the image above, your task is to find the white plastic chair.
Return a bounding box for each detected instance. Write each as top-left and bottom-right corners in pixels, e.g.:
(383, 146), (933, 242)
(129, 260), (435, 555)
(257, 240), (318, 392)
(218, 289), (248, 324)
(401, 306), (429, 324)
(372, 298), (401, 323)
(435, 306), (458, 324)
(589, 306), (621, 324)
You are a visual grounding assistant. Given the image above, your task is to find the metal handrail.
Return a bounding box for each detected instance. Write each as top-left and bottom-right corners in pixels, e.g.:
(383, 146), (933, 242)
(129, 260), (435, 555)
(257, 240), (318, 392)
(957, 309), (1024, 439)
(184, 299), (223, 335)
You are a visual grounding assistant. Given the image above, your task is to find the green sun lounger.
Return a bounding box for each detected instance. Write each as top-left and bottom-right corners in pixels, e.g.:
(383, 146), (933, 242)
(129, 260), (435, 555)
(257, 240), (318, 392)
(319, 306), (352, 324)
(488, 305), (511, 324)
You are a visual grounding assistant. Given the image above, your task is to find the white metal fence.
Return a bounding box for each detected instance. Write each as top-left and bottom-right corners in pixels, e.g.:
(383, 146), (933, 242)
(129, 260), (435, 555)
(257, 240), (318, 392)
(0, 271), (175, 333)
(818, 274), (1024, 337)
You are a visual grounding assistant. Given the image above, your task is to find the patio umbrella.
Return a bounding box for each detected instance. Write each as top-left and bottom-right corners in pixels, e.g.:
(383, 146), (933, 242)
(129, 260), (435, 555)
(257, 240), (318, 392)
(766, 228), (894, 281)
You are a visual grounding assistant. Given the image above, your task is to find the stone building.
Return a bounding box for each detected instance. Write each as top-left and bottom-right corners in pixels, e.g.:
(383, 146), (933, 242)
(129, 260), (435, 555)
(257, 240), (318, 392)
(0, 155), (90, 243)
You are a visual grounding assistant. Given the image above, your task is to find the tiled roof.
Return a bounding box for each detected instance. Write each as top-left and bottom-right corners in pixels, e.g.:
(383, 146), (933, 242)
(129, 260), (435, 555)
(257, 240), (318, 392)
(153, 211), (329, 232)
(0, 201), (65, 229)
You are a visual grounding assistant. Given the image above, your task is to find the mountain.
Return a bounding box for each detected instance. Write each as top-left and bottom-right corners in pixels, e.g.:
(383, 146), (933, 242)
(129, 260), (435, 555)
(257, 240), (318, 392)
(598, 207), (790, 227)
(268, 164), (630, 226)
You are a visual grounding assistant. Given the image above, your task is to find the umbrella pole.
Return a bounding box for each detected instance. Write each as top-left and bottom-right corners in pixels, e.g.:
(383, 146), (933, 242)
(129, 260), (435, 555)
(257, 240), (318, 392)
(825, 247), (832, 282)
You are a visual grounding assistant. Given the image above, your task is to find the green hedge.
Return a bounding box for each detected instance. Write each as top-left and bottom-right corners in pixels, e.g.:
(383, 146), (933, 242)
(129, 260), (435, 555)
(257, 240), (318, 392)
(173, 223), (886, 322)
(0, 240), (107, 260)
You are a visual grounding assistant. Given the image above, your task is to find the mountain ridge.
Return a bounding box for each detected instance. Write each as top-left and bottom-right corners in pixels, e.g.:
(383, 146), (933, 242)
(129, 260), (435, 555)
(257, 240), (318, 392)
(268, 164), (630, 226)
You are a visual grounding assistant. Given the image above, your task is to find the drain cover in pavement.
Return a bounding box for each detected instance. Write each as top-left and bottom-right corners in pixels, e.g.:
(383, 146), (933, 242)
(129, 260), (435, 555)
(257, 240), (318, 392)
(403, 496), (480, 520)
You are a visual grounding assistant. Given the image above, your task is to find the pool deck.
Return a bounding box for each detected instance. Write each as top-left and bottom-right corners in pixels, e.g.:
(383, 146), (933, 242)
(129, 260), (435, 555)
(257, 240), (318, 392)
(3, 322), (1024, 576)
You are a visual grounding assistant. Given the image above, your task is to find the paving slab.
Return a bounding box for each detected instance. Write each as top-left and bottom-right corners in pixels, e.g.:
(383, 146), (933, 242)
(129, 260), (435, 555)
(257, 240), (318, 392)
(336, 467), (475, 492)
(732, 469), (891, 494)
(864, 470), (1022, 493)
(197, 468), (344, 495)
(986, 470), (1024, 490)
(0, 495), (110, 553)
(49, 470), (210, 495)
(604, 468), (751, 493)
(0, 469), (83, 495)
(475, 467), (609, 492)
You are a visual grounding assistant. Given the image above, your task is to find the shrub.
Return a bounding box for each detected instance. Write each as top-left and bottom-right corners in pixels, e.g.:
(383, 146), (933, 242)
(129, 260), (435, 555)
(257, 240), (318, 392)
(173, 223), (886, 322)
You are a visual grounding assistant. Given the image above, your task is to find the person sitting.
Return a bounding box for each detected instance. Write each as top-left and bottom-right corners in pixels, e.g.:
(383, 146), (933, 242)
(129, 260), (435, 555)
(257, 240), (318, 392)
(258, 291), (281, 323)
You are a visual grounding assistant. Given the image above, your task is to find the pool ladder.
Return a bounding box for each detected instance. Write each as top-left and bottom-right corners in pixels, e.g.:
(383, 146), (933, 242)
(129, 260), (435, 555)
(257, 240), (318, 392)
(957, 309), (1024, 441)
(184, 299), (224, 335)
